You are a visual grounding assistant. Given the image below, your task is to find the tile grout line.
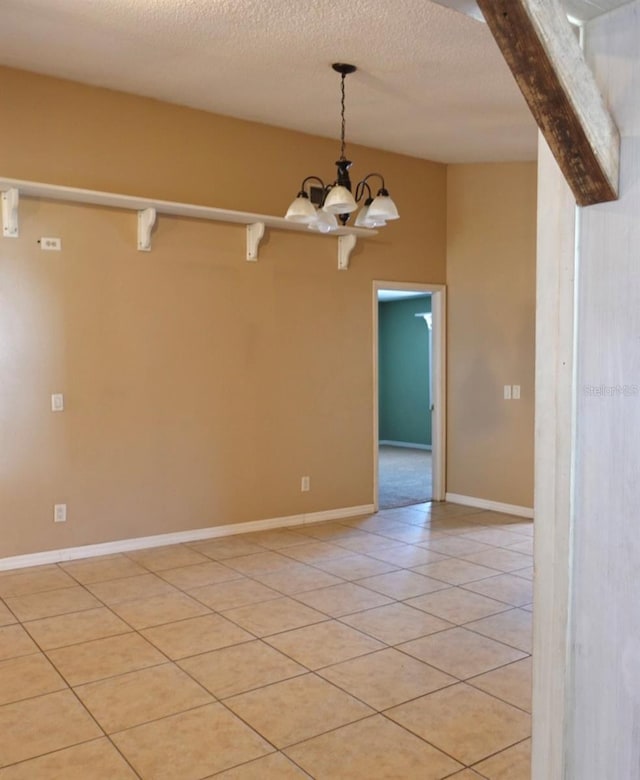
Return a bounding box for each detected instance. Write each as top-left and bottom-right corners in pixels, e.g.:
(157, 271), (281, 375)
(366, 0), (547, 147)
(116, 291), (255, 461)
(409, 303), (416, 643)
(0, 505), (532, 777)
(0, 617), (145, 779)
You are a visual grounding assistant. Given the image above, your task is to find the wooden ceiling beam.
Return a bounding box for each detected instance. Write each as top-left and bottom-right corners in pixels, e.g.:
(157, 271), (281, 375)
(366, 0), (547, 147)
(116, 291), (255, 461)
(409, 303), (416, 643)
(476, 0), (619, 206)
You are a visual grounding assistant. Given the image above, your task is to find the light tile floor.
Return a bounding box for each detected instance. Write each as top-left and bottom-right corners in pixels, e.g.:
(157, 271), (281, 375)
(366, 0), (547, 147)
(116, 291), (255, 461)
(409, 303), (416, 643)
(0, 502), (533, 779)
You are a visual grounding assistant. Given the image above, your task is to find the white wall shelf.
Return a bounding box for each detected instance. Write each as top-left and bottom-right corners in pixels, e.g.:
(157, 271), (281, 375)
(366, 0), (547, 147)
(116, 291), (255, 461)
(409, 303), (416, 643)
(0, 177), (376, 270)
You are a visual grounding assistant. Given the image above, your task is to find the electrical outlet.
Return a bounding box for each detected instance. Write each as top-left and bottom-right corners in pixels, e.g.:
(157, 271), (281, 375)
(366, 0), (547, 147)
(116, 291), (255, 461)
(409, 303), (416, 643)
(51, 393), (64, 412)
(40, 237), (62, 251)
(301, 476), (311, 492)
(54, 504), (67, 523)
(504, 385), (512, 400)
(512, 385), (521, 400)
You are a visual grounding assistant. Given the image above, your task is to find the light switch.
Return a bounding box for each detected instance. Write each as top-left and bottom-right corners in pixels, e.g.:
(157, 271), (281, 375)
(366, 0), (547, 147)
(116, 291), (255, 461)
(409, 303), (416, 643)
(504, 385), (512, 400)
(51, 394), (64, 412)
(512, 385), (521, 400)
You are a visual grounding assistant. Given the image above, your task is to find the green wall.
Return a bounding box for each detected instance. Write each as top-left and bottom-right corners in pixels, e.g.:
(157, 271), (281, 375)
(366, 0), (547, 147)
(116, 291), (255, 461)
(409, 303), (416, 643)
(379, 295), (432, 446)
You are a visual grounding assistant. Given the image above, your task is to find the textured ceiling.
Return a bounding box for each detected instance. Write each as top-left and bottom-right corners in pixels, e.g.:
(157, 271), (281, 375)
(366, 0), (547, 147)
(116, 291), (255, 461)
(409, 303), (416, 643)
(434, 0), (635, 22)
(561, 0), (635, 21)
(1, 0), (596, 163)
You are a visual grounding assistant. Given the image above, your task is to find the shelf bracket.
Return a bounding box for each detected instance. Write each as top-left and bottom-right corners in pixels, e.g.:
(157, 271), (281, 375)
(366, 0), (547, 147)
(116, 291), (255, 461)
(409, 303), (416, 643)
(137, 207), (156, 251)
(2, 188), (19, 238)
(338, 234), (357, 271)
(246, 222), (265, 261)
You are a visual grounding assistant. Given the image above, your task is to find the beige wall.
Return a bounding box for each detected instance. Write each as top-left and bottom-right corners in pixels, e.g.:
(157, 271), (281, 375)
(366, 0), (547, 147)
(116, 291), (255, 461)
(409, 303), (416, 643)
(0, 67), (447, 557)
(446, 163), (537, 508)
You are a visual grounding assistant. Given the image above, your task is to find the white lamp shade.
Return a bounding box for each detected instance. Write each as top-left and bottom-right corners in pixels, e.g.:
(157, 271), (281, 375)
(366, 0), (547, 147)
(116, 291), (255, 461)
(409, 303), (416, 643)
(355, 204), (386, 229)
(368, 194), (399, 221)
(308, 208), (338, 233)
(322, 185), (357, 214)
(285, 195), (317, 223)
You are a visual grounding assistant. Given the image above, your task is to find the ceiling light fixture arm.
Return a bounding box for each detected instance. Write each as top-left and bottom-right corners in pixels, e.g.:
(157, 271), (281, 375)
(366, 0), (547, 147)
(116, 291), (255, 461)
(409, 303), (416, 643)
(358, 173), (389, 198)
(299, 175), (327, 196)
(354, 180), (373, 205)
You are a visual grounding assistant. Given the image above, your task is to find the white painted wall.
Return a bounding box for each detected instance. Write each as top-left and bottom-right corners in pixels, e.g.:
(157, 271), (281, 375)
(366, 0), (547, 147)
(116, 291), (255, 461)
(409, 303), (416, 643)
(568, 4), (640, 777)
(531, 135), (577, 780)
(533, 3), (640, 778)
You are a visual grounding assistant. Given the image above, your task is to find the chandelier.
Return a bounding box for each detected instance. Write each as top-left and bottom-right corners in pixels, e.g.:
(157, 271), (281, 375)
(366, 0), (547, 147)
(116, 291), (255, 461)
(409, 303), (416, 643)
(284, 63), (400, 232)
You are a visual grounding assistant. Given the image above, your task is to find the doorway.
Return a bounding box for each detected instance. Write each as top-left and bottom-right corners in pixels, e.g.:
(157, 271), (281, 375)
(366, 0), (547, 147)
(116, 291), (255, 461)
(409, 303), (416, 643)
(373, 281), (446, 510)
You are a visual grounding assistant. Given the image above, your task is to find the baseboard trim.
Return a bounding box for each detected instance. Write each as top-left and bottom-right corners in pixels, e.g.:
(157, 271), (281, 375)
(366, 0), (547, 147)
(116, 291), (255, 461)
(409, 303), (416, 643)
(445, 493), (534, 519)
(0, 504), (376, 572)
(379, 440), (432, 451)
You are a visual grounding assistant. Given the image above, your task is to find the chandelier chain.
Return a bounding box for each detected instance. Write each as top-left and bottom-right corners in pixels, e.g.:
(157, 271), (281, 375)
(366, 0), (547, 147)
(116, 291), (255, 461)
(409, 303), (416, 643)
(340, 73), (347, 161)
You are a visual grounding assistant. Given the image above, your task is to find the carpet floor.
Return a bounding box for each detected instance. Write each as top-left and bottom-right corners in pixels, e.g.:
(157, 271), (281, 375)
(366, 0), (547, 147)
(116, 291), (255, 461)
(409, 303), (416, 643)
(378, 445), (432, 509)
